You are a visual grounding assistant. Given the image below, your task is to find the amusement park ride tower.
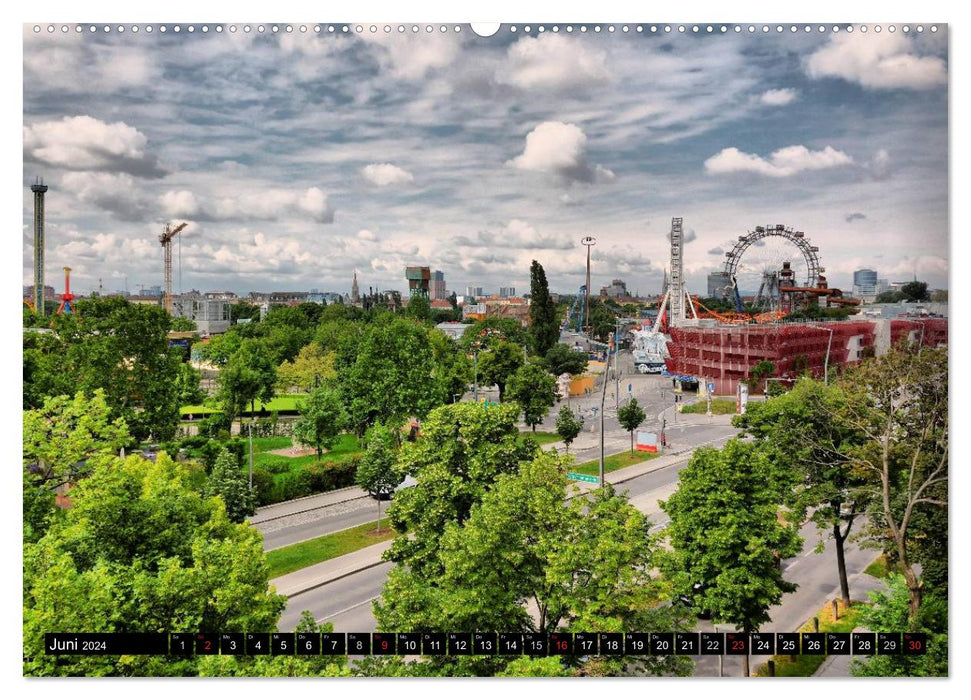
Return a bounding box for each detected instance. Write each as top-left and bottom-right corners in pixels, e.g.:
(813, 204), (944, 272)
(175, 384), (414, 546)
(653, 218), (698, 333)
(30, 177), (48, 316)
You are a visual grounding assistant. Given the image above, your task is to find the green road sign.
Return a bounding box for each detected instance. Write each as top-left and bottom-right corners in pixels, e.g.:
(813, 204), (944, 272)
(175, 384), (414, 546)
(567, 472), (600, 484)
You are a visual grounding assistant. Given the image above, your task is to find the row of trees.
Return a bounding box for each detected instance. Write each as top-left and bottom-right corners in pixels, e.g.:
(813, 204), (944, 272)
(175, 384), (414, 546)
(653, 344), (946, 677)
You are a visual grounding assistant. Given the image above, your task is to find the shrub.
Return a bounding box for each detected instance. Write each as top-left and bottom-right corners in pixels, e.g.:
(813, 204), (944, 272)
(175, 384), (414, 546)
(260, 457), (293, 475)
(251, 467), (275, 506)
(272, 469), (312, 502)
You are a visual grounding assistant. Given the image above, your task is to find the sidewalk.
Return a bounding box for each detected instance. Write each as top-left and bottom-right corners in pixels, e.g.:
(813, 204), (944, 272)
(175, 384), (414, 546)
(269, 539), (394, 598)
(250, 485), (368, 525)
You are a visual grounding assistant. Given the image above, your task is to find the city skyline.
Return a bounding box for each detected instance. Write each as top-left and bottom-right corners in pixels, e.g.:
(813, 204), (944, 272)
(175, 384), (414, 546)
(23, 24), (948, 297)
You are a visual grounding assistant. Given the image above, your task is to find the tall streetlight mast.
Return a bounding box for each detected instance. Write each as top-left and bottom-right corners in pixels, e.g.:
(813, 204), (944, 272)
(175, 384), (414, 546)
(581, 236), (596, 337)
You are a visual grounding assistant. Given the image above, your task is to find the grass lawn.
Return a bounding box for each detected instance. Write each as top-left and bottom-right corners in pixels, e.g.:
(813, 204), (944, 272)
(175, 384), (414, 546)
(253, 433), (362, 469)
(754, 600), (867, 676)
(681, 399), (737, 415)
(521, 431), (561, 446)
(180, 394), (308, 416)
(571, 449), (660, 476)
(863, 555), (897, 579)
(265, 519), (394, 579)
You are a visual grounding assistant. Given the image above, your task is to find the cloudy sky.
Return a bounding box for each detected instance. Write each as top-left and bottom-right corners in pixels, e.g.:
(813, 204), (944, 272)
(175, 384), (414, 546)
(22, 23), (949, 298)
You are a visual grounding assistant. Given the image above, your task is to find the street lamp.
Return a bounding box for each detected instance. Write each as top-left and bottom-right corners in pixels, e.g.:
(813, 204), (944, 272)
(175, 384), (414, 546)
(581, 236), (596, 336)
(599, 344), (611, 487)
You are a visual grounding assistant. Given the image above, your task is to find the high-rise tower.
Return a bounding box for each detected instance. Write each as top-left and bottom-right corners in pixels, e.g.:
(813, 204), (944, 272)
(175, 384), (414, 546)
(351, 271), (360, 303)
(30, 177), (48, 316)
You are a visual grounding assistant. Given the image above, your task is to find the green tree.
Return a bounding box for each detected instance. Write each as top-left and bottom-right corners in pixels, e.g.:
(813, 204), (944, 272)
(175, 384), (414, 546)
(734, 378), (865, 608)
(23, 296), (183, 441)
(851, 575), (947, 677)
(23, 453), (285, 677)
(23, 390), (131, 491)
(199, 330), (242, 366)
(617, 398), (647, 454)
(376, 453), (692, 677)
(203, 448), (257, 523)
(528, 260), (559, 356)
(383, 402), (536, 577)
(875, 290), (905, 303)
(170, 316), (197, 332)
(293, 385), (346, 458)
(355, 423), (403, 527)
(175, 362), (206, 406)
(837, 346), (947, 621)
(660, 439), (802, 677)
(405, 294), (432, 323)
(747, 360), (776, 392)
(506, 362), (558, 431)
(477, 341), (525, 402)
(901, 280), (930, 302)
(217, 338), (277, 424)
(198, 613), (351, 677)
(229, 301), (260, 321)
(340, 317), (440, 435)
(555, 405), (583, 453)
(587, 299), (617, 343)
(276, 343), (337, 392)
(428, 328), (473, 404)
(543, 343), (588, 377)
(458, 317), (528, 352)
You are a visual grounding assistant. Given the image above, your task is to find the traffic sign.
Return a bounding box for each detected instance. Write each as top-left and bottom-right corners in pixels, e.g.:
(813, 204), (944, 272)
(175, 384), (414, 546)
(567, 472), (600, 484)
(628, 383), (632, 392)
(707, 382), (715, 394)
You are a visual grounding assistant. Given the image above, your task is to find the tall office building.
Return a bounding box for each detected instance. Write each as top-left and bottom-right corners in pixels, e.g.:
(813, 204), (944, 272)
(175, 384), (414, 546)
(499, 286), (515, 298)
(466, 286), (484, 298)
(852, 268), (879, 301)
(707, 271), (731, 299)
(430, 270), (447, 300)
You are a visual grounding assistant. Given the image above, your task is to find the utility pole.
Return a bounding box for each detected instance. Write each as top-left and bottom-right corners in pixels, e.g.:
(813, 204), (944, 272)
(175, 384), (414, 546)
(473, 349), (479, 403)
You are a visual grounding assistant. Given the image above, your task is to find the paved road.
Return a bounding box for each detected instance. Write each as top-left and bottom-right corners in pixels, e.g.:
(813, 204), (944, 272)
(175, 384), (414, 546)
(276, 434), (738, 633)
(691, 517), (883, 677)
(256, 372), (733, 552)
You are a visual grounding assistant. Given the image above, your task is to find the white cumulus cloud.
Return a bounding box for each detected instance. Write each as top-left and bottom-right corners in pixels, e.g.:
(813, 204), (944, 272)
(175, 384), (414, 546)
(362, 163), (415, 186)
(24, 115), (166, 178)
(161, 186), (334, 224)
(498, 34), (612, 94)
(509, 121), (615, 185)
(805, 32), (947, 90)
(704, 145), (853, 178)
(760, 88), (798, 106)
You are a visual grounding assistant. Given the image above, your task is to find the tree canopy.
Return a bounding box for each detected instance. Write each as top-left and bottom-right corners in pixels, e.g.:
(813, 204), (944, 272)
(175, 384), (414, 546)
(293, 385), (346, 458)
(339, 316), (440, 435)
(23, 296), (183, 440)
(660, 440), (802, 652)
(528, 260), (559, 356)
(23, 453), (285, 677)
(506, 362), (558, 431)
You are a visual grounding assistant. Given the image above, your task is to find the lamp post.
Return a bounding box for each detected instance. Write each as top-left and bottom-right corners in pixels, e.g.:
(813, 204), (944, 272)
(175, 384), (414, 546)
(599, 345), (611, 487)
(811, 326), (835, 385)
(247, 420), (254, 489)
(581, 236), (596, 336)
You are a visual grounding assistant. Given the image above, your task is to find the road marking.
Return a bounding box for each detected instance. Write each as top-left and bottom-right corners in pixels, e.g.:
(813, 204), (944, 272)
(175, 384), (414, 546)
(316, 595), (381, 624)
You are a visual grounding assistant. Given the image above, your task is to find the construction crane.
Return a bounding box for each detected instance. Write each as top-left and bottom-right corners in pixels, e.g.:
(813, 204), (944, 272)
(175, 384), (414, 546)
(160, 222), (188, 314)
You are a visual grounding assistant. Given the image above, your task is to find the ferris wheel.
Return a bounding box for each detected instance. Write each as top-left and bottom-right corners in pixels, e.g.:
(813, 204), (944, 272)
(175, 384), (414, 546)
(722, 224), (822, 310)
